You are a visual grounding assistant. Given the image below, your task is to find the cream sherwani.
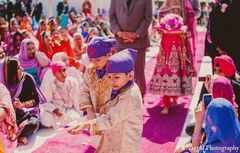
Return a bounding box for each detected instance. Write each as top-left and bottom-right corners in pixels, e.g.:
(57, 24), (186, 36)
(40, 76), (83, 128)
(87, 83), (143, 153)
(79, 65), (112, 113)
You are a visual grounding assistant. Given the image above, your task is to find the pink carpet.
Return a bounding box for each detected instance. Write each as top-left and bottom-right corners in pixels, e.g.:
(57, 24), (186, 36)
(141, 31), (205, 153)
(32, 32), (205, 153)
(33, 131), (95, 153)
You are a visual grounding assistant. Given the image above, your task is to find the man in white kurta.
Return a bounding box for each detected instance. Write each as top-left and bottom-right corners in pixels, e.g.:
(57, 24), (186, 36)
(40, 61), (83, 128)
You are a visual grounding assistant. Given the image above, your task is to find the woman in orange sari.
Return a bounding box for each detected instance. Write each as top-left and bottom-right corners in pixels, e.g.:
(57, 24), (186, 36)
(19, 14), (33, 34)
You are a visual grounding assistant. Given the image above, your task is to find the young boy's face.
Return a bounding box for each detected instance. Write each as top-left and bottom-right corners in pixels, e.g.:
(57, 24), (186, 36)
(55, 68), (67, 82)
(90, 53), (111, 70)
(214, 66), (224, 76)
(107, 72), (134, 90)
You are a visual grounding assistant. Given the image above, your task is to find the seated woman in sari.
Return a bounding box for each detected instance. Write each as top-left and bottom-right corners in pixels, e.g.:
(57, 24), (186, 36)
(39, 31), (55, 59)
(72, 33), (86, 61)
(18, 38), (50, 87)
(0, 83), (18, 152)
(192, 98), (240, 153)
(36, 19), (47, 42)
(3, 57), (45, 145)
(5, 18), (19, 56)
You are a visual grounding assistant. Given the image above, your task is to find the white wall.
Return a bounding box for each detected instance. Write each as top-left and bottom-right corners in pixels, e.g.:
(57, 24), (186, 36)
(38, 0), (111, 18)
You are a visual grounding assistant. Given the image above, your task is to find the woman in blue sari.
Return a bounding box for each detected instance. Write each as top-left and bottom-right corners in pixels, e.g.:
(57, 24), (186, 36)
(193, 98), (240, 153)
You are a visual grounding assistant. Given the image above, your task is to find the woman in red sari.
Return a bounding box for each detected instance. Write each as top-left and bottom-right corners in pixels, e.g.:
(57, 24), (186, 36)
(36, 19), (47, 42)
(59, 29), (80, 69)
(150, 14), (195, 114)
(39, 31), (54, 59)
(159, 0), (198, 59)
(82, 0), (92, 16)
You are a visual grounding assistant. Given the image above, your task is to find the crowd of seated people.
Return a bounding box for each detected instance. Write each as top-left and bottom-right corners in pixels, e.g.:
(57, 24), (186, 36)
(0, 0), (239, 153)
(0, 5), (115, 151)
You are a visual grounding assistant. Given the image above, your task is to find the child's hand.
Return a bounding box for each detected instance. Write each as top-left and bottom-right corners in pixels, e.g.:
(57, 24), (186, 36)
(99, 105), (110, 115)
(67, 123), (89, 135)
(53, 108), (64, 117)
(86, 108), (96, 120)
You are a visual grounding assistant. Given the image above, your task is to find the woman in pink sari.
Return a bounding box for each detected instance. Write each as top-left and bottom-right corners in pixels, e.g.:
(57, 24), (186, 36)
(0, 83), (18, 153)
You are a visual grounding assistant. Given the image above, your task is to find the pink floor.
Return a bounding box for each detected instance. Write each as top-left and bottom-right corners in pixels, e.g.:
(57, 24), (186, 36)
(33, 32), (206, 153)
(141, 32), (205, 153)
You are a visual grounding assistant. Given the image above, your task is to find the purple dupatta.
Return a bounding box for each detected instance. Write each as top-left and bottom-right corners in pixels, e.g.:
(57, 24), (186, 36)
(18, 38), (49, 82)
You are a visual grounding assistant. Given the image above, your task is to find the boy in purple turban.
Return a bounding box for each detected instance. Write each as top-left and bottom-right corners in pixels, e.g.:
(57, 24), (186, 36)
(79, 36), (116, 123)
(68, 48), (143, 153)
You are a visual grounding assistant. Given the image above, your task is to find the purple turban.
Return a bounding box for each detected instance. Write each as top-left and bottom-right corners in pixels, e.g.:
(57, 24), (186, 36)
(106, 48), (137, 73)
(87, 36), (116, 58)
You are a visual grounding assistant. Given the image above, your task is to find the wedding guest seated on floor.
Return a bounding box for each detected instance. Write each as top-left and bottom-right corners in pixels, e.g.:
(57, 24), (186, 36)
(40, 52), (83, 91)
(0, 83), (18, 152)
(39, 31), (55, 59)
(2, 57), (45, 145)
(198, 55), (239, 110)
(176, 75), (238, 153)
(18, 38), (50, 87)
(5, 18), (19, 56)
(40, 61), (83, 128)
(72, 32), (86, 61)
(191, 98), (240, 153)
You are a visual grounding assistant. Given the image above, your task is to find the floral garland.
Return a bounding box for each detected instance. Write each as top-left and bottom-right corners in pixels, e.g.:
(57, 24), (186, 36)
(158, 13), (183, 31)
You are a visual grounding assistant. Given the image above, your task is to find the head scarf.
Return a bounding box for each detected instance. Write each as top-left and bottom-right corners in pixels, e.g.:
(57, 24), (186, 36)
(159, 0), (181, 14)
(18, 38), (39, 70)
(199, 98), (240, 153)
(214, 55), (236, 78)
(52, 52), (68, 62)
(51, 61), (67, 75)
(212, 76), (235, 105)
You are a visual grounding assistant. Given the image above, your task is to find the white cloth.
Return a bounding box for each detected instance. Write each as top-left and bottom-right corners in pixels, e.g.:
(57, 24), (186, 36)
(40, 108), (82, 128)
(40, 68), (83, 91)
(40, 77), (83, 128)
